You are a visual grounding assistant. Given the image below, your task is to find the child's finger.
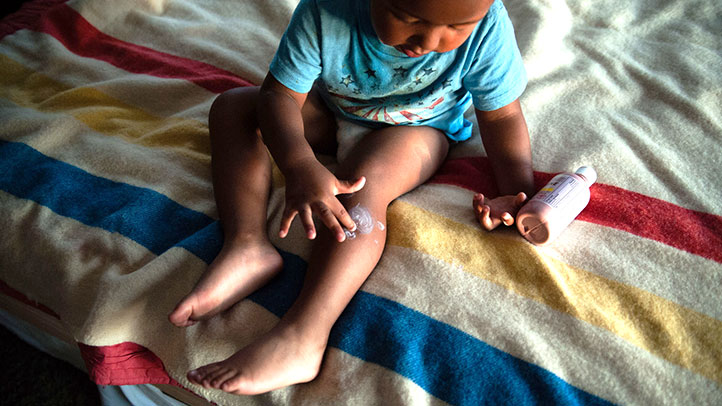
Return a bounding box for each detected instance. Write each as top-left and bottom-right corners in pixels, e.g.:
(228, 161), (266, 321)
(474, 204), (483, 215)
(327, 198), (356, 234)
(472, 193), (485, 214)
(312, 201), (347, 242)
(501, 212), (514, 226)
(300, 207), (316, 239)
(279, 207), (298, 238)
(337, 176), (366, 195)
(480, 205), (496, 230)
(514, 192), (528, 207)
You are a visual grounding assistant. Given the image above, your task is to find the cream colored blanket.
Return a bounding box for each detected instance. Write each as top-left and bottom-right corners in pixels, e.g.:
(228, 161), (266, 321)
(0, 0), (720, 405)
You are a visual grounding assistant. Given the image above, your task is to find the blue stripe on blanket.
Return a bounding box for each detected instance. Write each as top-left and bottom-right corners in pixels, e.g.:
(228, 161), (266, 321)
(0, 139), (218, 261)
(0, 140), (610, 405)
(332, 292), (610, 405)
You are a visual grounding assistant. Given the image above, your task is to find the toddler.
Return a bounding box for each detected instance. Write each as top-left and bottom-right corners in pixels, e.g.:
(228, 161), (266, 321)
(169, 0), (534, 395)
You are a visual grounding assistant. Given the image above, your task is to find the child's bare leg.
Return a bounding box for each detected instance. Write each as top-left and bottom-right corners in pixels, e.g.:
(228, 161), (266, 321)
(169, 87), (335, 327)
(188, 126), (449, 394)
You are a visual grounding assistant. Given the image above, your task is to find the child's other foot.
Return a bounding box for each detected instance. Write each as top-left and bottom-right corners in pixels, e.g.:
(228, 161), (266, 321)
(187, 322), (326, 395)
(168, 240), (282, 327)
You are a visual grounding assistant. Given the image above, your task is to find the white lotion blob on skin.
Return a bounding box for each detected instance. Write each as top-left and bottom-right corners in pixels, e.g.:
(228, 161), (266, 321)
(344, 204), (384, 240)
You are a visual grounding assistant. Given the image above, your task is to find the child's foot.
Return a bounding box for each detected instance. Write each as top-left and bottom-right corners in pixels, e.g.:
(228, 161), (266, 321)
(187, 322), (326, 395)
(168, 240), (283, 327)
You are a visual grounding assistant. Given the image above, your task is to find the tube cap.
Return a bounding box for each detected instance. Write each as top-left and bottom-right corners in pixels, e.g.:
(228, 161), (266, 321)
(575, 166), (597, 186)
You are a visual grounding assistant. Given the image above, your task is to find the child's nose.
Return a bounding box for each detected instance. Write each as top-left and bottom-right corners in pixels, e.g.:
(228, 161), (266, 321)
(412, 26), (444, 52)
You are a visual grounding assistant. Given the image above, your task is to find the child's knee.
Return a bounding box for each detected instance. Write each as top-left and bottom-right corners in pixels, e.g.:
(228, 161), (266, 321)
(209, 88), (262, 140)
(210, 87), (259, 122)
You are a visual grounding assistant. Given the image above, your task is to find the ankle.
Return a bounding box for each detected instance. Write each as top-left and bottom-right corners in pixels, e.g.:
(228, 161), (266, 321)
(222, 231), (269, 248)
(276, 318), (331, 351)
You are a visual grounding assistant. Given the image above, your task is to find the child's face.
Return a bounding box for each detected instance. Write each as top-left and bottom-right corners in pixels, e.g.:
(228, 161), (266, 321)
(370, 0), (493, 57)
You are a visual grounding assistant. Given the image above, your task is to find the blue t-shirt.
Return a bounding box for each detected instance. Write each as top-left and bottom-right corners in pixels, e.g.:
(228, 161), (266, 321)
(269, 0), (527, 141)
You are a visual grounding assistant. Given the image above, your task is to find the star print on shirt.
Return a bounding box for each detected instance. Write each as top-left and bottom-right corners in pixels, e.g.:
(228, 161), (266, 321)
(325, 60), (450, 126)
(340, 75), (355, 87)
(393, 66), (409, 77)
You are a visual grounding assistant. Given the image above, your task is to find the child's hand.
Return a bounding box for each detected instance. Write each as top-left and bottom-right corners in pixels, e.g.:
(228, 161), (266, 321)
(473, 192), (527, 231)
(280, 158), (366, 242)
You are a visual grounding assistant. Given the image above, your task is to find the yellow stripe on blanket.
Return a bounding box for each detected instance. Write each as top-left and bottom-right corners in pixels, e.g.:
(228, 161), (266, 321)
(0, 54), (210, 163)
(386, 200), (722, 384)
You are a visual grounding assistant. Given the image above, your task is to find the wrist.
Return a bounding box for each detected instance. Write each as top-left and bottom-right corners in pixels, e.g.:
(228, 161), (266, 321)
(279, 154), (320, 179)
(495, 166), (535, 197)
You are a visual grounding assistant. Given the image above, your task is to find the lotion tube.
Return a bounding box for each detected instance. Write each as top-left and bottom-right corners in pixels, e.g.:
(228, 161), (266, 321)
(516, 166), (597, 245)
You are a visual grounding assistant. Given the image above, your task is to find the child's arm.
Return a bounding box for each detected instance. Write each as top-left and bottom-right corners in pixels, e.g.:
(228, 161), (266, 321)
(473, 99), (535, 230)
(257, 74), (365, 242)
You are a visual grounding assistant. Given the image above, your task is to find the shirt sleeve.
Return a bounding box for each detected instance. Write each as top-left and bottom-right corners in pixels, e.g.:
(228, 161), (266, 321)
(268, 0), (323, 93)
(462, 1), (528, 111)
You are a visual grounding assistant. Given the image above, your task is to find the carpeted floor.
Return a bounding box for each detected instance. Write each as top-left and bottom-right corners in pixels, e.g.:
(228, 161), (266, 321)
(0, 324), (102, 405)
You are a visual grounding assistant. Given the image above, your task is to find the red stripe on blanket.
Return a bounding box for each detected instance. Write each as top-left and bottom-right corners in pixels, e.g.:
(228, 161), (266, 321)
(79, 342), (208, 401)
(78, 342), (183, 386)
(0, 280), (60, 319)
(431, 157), (722, 263)
(3, 1), (253, 92)
(45, 4), (254, 92)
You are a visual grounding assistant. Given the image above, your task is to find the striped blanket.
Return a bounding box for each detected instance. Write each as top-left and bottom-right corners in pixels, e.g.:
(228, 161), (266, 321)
(1, 0), (720, 405)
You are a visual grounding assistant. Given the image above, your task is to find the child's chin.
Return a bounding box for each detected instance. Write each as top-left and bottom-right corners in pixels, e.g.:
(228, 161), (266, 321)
(396, 46), (426, 58)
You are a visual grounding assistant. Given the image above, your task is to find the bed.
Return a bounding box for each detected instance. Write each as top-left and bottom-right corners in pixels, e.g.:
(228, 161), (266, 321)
(1, 0), (720, 405)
